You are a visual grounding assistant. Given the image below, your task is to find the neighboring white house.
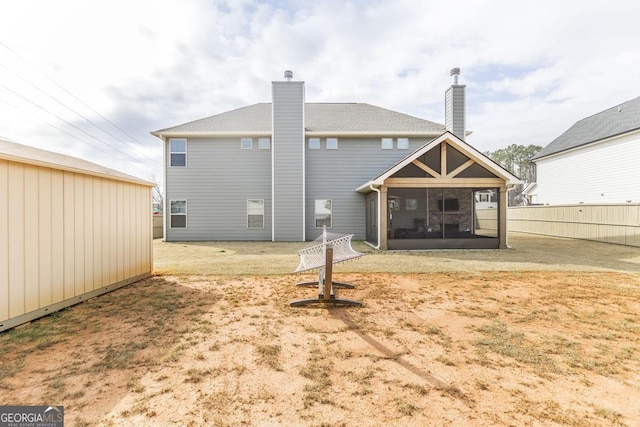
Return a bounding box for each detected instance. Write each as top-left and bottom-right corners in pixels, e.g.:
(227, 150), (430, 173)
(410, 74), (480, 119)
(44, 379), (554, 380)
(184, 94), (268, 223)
(524, 96), (640, 205)
(0, 140), (154, 331)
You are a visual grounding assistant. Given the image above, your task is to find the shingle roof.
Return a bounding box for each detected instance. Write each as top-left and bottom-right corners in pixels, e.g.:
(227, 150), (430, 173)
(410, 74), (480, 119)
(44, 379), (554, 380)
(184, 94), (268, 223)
(533, 96), (640, 160)
(152, 103), (444, 136)
(0, 139), (153, 186)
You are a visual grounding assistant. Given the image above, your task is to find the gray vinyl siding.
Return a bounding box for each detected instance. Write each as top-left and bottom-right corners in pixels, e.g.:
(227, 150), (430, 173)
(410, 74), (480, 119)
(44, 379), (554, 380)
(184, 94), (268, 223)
(445, 85), (466, 140)
(305, 137), (431, 240)
(164, 137), (271, 241)
(272, 81), (305, 241)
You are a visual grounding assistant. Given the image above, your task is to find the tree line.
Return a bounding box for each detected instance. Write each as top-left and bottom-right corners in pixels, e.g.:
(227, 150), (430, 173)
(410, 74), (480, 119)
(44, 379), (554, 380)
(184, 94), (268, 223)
(485, 144), (541, 206)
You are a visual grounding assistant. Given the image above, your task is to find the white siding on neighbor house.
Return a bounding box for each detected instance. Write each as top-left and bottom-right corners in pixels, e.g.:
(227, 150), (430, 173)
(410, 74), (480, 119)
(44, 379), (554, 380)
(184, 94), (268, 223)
(164, 137), (272, 241)
(272, 81), (305, 241)
(305, 137), (433, 240)
(0, 158), (152, 331)
(533, 131), (640, 205)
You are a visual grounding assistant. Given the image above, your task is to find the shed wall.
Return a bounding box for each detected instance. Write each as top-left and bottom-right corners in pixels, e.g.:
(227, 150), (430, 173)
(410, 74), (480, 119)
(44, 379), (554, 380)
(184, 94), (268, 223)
(0, 158), (152, 331)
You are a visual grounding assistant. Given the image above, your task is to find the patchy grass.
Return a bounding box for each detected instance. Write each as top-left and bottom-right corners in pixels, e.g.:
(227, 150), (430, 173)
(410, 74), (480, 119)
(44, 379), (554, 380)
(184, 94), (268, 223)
(1, 268), (639, 426)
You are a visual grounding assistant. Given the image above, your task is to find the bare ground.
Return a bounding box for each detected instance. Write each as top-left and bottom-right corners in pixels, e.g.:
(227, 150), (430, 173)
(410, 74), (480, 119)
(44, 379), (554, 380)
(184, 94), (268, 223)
(1, 233), (640, 426)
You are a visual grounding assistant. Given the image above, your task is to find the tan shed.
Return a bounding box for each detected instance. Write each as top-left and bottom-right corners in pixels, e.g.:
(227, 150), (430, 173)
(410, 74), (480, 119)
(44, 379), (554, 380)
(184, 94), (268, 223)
(0, 140), (154, 331)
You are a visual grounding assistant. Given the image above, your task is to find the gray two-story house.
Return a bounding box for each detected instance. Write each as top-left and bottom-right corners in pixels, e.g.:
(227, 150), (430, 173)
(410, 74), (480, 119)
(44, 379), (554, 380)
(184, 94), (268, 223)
(153, 70), (519, 249)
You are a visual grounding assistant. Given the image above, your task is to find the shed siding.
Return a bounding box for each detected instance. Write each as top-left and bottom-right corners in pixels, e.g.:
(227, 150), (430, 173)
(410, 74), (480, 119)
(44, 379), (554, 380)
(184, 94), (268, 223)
(0, 158), (152, 332)
(0, 160), (7, 323)
(533, 132), (640, 205)
(8, 162), (25, 318)
(306, 137), (431, 240)
(272, 81), (305, 241)
(164, 137), (272, 241)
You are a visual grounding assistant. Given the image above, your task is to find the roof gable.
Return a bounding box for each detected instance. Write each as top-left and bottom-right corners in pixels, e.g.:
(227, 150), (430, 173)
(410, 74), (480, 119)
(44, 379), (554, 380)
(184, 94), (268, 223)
(358, 132), (521, 191)
(534, 96), (640, 160)
(152, 103), (444, 137)
(0, 139), (153, 186)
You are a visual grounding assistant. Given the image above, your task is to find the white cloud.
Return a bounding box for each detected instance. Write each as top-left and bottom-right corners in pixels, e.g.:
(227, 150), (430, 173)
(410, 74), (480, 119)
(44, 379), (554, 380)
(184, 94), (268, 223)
(1, 0), (639, 181)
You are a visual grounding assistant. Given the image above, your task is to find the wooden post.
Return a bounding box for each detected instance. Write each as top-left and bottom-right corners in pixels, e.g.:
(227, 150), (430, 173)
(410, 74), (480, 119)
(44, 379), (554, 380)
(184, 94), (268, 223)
(324, 245), (333, 301)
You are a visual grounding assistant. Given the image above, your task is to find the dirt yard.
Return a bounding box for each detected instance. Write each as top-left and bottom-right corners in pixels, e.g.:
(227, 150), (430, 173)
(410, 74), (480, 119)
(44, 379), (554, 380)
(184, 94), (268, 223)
(1, 233), (640, 426)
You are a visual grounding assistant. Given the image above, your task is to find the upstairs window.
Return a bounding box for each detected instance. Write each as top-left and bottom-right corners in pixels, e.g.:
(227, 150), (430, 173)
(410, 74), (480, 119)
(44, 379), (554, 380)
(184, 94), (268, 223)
(169, 138), (186, 167)
(170, 200), (187, 228)
(315, 199), (332, 228)
(397, 138), (409, 149)
(326, 138), (338, 150)
(241, 138), (253, 149)
(308, 138), (320, 149)
(381, 138), (393, 149)
(247, 199), (264, 228)
(258, 138), (271, 149)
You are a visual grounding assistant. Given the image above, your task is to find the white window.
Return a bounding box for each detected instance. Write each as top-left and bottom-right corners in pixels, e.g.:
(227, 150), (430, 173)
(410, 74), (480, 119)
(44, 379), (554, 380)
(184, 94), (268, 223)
(170, 200), (187, 228)
(381, 138), (393, 149)
(397, 138), (409, 149)
(326, 138), (338, 150)
(315, 199), (332, 228)
(169, 138), (186, 166)
(308, 138), (320, 149)
(247, 199), (264, 228)
(241, 138), (253, 149)
(258, 138), (271, 149)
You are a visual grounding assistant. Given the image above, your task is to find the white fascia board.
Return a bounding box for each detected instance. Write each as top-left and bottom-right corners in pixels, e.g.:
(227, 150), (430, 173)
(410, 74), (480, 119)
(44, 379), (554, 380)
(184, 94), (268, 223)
(0, 151), (153, 186)
(152, 131), (272, 138)
(359, 132), (522, 188)
(304, 131), (443, 137)
(533, 128), (640, 162)
(444, 134), (522, 184)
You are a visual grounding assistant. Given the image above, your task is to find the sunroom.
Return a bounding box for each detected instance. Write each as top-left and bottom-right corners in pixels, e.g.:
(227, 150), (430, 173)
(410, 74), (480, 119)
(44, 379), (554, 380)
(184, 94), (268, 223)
(357, 132), (521, 250)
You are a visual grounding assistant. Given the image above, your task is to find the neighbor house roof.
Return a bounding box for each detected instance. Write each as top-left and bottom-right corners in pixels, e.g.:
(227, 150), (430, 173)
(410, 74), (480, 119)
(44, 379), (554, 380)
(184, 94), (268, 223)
(533, 95), (640, 160)
(152, 103), (445, 137)
(0, 139), (153, 186)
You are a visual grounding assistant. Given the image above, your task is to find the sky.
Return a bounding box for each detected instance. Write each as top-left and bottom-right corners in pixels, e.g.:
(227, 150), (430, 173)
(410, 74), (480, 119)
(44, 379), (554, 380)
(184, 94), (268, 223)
(1, 0), (639, 183)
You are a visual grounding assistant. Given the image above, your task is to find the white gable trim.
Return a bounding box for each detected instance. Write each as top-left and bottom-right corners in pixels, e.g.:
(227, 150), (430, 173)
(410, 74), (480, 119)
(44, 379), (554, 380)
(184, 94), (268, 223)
(356, 132), (521, 192)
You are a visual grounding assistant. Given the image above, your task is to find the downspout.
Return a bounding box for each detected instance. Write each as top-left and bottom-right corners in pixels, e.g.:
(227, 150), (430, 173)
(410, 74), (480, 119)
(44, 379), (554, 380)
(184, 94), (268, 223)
(161, 134), (167, 242)
(365, 183), (381, 250)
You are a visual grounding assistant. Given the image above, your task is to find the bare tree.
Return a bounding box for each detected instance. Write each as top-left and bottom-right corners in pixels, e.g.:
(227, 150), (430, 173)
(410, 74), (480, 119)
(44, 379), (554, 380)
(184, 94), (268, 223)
(150, 174), (164, 214)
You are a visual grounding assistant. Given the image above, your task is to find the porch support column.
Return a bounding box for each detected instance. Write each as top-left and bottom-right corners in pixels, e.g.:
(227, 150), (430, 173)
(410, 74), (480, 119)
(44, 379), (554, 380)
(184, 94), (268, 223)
(380, 186), (388, 250)
(499, 185), (508, 249)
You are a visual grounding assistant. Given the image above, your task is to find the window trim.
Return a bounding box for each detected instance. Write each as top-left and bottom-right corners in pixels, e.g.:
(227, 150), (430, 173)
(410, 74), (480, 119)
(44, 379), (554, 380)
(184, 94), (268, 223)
(308, 137), (320, 150)
(381, 138), (393, 150)
(169, 200), (187, 229)
(326, 138), (338, 150)
(397, 137), (409, 150)
(169, 138), (187, 167)
(314, 199), (332, 228)
(241, 138), (253, 149)
(247, 199), (265, 228)
(258, 137), (271, 150)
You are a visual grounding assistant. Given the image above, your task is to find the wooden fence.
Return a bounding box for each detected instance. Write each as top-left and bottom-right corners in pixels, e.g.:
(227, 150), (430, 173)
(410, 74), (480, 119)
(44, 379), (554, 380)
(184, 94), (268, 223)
(153, 215), (163, 239)
(508, 204), (640, 247)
